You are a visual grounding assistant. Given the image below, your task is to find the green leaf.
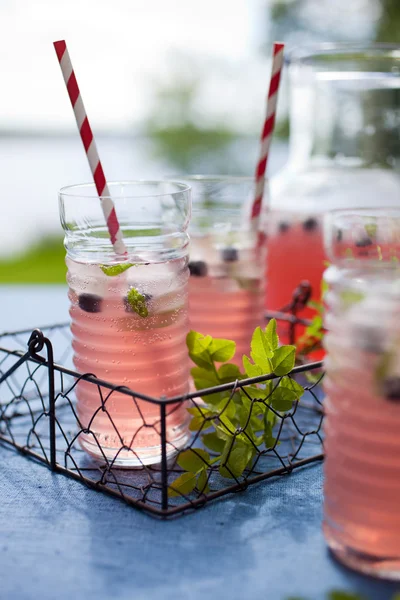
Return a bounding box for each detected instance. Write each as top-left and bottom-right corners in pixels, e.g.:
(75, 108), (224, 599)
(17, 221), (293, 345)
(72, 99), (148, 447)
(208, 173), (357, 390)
(270, 386), (296, 412)
(126, 287), (149, 317)
(272, 345), (296, 376)
(308, 300), (323, 311)
(209, 338), (236, 362)
(243, 355), (264, 378)
(218, 413), (237, 436)
(197, 469), (210, 494)
(340, 289), (365, 309)
(191, 366), (219, 385)
(251, 327), (273, 371)
(236, 405), (264, 435)
(280, 376), (304, 400)
(263, 419), (276, 448)
(189, 416), (205, 431)
(219, 442), (254, 479)
(177, 448), (210, 473)
(242, 385), (271, 401)
(100, 262), (135, 276)
(306, 315), (324, 339)
(187, 330), (212, 352)
(217, 363), (243, 382)
(328, 592), (366, 600)
(168, 471), (197, 497)
(265, 318), (279, 350)
(186, 331), (213, 369)
(202, 432), (226, 453)
(365, 223), (377, 238)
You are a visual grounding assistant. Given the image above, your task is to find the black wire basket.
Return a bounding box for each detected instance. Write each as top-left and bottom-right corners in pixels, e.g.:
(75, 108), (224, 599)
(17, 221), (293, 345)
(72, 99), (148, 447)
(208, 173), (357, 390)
(0, 288), (324, 519)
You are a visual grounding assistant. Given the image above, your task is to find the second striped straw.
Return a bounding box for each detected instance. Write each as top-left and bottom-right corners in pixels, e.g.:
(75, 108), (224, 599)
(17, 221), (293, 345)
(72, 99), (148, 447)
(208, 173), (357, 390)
(251, 42), (285, 223)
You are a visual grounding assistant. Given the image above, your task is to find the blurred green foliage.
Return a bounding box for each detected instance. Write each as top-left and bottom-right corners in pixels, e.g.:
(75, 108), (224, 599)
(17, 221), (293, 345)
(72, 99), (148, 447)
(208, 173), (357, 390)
(144, 77), (240, 173)
(0, 237), (66, 283)
(376, 0), (400, 41)
(3, 0), (399, 283)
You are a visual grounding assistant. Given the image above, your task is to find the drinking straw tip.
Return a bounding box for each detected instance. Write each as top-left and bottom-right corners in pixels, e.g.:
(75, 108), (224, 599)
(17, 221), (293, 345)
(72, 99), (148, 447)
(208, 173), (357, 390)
(53, 40), (67, 61)
(273, 42), (285, 54)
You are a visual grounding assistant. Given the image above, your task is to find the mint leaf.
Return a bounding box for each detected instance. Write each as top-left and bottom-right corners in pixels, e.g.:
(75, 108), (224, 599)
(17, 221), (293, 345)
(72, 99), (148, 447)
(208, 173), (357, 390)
(243, 355), (264, 378)
(209, 338), (236, 362)
(272, 345), (296, 376)
(218, 363), (243, 382)
(270, 386), (296, 412)
(177, 448), (210, 473)
(280, 376), (304, 399)
(202, 432), (226, 453)
(186, 331), (213, 369)
(265, 318), (279, 350)
(168, 471), (197, 497)
(126, 287), (149, 317)
(189, 416), (206, 431)
(100, 263), (135, 276)
(329, 592), (366, 600)
(191, 366), (219, 386)
(365, 223), (377, 238)
(197, 469), (210, 494)
(251, 326), (273, 372)
(263, 419), (276, 448)
(219, 442), (254, 479)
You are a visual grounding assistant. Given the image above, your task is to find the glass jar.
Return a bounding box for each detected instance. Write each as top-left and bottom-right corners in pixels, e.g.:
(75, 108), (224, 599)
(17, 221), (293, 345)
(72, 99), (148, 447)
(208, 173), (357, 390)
(59, 181), (191, 467)
(173, 176), (267, 365)
(266, 43), (400, 330)
(323, 208), (400, 579)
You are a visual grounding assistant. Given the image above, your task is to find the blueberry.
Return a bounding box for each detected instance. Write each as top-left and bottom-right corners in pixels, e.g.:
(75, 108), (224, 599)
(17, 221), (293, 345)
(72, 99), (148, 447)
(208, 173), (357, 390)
(355, 237), (373, 248)
(78, 293), (103, 313)
(382, 377), (400, 401)
(189, 261), (208, 277)
(222, 247), (239, 263)
(123, 292), (152, 313)
(279, 221), (290, 233)
(303, 217), (318, 232)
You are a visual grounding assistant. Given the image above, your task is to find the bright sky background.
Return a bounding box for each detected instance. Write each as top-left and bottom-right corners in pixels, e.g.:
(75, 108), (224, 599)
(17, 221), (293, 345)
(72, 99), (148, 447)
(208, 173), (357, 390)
(0, 0), (270, 132)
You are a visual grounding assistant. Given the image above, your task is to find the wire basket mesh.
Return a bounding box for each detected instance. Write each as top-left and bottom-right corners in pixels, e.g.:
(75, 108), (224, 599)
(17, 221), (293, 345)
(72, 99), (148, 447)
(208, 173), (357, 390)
(0, 289), (324, 518)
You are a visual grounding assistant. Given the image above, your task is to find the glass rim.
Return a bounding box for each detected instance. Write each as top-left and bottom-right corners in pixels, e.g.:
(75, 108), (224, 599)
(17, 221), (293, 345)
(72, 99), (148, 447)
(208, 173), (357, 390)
(165, 175), (268, 184)
(59, 180), (191, 200)
(286, 42), (400, 66)
(327, 206), (400, 218)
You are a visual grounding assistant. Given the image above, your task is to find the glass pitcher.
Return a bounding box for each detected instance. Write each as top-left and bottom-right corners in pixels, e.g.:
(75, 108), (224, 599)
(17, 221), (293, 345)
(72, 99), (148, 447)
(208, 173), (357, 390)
(266, 43), (400, 330)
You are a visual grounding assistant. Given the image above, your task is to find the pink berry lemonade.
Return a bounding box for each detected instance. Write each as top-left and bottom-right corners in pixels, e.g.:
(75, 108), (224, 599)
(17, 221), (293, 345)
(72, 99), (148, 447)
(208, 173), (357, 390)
(188, 230), (265, 364)
(323, 265), (400, 578)
(265, 210), (325, 344)
(68, 256), (190, 466)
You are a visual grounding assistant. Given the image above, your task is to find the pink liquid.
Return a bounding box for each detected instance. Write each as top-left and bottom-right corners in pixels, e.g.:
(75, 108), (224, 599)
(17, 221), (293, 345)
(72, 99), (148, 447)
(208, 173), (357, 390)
(265, 212), (326, 346)
(323, 321), (400, 578)
(67, 257), (190, 466)
(188, 235), (265, 366)
(189, 275), (265, 364)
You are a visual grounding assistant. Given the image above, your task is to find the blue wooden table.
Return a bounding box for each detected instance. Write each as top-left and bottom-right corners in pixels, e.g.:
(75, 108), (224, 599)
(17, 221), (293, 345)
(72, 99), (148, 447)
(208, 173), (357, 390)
(0, 286), (398, 600)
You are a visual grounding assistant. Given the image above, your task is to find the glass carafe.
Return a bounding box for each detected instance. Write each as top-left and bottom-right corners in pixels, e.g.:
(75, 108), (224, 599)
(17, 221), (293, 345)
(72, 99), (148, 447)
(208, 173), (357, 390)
(266, 43), (400, 333)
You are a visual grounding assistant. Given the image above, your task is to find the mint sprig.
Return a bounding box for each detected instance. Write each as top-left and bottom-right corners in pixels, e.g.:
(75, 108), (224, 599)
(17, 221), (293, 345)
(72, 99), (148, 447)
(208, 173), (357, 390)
(169, 319), (303, 498)
(126, 287), (149, 317)
(100, 263), (135, 276)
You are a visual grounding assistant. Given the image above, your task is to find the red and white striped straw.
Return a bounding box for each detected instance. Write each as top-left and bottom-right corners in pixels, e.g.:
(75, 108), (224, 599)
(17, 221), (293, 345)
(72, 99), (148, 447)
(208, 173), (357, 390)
(251, 42), (285, 221)
(53, 40), (127, 255)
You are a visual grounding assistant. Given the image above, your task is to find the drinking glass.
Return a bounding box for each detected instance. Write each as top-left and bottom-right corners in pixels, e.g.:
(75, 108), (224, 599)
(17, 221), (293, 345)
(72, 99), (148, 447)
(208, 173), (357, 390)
(59, 181), (191, 466)
(323, 207), (400, 579)
(174, 176), (267, 364)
